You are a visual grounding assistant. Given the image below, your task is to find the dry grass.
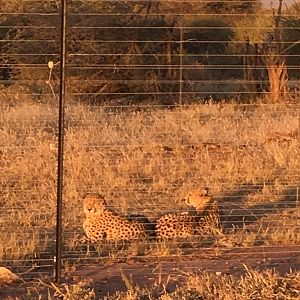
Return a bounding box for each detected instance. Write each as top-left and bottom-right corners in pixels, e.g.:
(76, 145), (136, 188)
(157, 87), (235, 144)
(0, 95), (299, 267)
(72, 268), (300, 300)
(3, 268), (300, 299)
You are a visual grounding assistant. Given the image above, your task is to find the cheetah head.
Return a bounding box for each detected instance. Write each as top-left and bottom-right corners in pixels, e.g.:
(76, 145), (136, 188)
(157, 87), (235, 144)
(184, 187), (212, 212)
(83, 193), (107, 216)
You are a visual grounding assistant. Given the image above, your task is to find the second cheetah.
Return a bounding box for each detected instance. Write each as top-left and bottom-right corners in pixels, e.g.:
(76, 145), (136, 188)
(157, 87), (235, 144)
(155, 187), (220, 239)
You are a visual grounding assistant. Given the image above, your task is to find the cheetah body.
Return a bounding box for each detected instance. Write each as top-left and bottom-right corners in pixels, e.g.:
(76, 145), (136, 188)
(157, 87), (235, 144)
(155, 188), (220, 239)
(155, 212), (205, 239)
(83, 194), (147, 243)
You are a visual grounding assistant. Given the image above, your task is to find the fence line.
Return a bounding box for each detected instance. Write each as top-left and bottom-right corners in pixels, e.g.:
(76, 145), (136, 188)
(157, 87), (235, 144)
(0, 0), (300, 290)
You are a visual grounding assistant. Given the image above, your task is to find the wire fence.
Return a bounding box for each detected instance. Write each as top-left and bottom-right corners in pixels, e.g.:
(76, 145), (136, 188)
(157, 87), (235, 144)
(1, 0), (300, 289)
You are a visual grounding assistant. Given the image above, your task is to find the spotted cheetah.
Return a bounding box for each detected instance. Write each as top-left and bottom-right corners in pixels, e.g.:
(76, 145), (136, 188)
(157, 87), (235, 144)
(155, 187), (220, 239)
(82, 193), (148, 243)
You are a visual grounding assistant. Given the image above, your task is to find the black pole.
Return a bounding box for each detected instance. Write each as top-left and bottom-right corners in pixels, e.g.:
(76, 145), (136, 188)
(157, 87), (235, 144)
(55, 0), (67, 283)
(179, 16), (183, 108)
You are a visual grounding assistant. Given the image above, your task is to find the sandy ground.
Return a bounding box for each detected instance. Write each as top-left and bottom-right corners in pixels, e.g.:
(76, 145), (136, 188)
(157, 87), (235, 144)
(1, 245), (300, 299)
(70, 245), (300, 296)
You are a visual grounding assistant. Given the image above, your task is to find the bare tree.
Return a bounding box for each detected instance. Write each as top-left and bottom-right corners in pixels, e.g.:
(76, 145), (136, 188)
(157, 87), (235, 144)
(261, 0), (288, 101)
(241, 0), (299, 101)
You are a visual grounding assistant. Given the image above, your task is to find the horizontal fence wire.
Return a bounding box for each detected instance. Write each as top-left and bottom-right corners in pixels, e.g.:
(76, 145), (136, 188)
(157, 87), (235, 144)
(1, 0), (300, 296)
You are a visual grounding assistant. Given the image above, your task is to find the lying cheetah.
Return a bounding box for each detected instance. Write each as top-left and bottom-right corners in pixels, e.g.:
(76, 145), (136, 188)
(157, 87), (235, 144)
(82, 193), (148, 243)
(155, 187), (220, 239)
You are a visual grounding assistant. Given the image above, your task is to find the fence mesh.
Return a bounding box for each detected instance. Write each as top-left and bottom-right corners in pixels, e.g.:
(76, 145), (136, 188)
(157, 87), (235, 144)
(1, 0), (300, 291)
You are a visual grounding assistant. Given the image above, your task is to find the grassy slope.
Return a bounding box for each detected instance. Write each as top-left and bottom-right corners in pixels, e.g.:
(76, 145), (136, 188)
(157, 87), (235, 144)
(0, 97), (299, 264)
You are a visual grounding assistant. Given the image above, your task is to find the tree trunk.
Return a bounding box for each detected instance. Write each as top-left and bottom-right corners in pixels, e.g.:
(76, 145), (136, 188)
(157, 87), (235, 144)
(262, 0), (288, 101)
(265, 57), (288, 101)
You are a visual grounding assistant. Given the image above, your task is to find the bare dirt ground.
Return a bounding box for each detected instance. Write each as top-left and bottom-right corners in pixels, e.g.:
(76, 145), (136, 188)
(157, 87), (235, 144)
(1, 245), (300, 299)
(70, 245), (300, 297)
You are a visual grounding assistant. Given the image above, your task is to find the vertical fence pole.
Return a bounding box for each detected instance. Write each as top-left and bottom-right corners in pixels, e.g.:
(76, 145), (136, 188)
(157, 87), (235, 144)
(55, 0), (67, 283)
(298, 110), (300, 208)
(179, 16), (183, 108)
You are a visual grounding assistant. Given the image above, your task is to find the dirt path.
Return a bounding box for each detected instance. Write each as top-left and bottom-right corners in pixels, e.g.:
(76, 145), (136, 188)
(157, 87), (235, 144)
(70, 245), (300, 297)
(1, 245), (300, 299)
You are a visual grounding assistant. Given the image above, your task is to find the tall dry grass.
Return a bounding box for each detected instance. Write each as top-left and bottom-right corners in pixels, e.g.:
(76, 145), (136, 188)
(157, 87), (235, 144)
(0, 94), (299, 265)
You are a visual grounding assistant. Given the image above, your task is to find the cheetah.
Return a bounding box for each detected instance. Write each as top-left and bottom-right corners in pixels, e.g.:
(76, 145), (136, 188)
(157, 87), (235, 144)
(155, 187), (221, 239)
(82, 193), (148, 243)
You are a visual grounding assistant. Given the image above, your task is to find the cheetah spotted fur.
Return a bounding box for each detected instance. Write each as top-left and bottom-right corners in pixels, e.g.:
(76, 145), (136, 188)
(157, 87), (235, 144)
(82, 193), (148, 243)
(155, 187), (220, 239)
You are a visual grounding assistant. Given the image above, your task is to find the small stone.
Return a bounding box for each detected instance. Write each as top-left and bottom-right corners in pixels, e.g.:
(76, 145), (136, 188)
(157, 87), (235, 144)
(0, 267), (21, 286)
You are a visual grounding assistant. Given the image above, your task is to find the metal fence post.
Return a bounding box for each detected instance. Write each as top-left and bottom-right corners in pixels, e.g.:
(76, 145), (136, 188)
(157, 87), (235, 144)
(55, 0), (67, 283)
(179, 16), (183, 108)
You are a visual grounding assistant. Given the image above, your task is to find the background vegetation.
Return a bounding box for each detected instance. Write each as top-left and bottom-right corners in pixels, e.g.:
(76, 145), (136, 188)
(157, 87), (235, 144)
(1, 0), (299, 103)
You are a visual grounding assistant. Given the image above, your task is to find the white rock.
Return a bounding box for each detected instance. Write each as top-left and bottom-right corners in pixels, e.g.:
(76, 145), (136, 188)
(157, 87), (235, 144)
(0, 267), (21, 286)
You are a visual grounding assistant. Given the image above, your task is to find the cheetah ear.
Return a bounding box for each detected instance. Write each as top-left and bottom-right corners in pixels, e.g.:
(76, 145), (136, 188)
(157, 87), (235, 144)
(184, 194), (191, 204)
(82, 192), (91, 199)
(83, 192), (97, 198)
(203, 187), (209, 195)
(97, 193), (107, 204)
(98, 193), (106, 199)
(180, 197), (186, 202)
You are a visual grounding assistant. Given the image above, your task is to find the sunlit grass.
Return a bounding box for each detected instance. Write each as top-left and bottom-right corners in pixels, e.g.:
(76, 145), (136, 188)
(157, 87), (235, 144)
(6, 268), (300, 299)
(0, 97), (299, 264)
